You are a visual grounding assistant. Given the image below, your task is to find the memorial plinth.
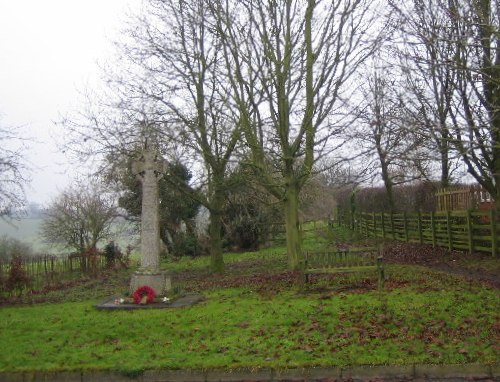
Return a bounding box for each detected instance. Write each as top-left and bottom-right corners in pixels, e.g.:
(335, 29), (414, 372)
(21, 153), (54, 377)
(129, 270), (171, 296)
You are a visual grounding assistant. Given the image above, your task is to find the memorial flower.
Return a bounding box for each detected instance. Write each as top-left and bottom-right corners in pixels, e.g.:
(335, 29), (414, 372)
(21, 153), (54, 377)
(133, 285), (156, 304)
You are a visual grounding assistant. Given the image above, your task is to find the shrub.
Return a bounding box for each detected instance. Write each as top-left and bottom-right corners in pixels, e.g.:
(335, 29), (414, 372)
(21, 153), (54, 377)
(170, 233), (205, 257)
(335, 181), (438, 213)
(104, 241), (119, 268)
(5, 256), (32, 296)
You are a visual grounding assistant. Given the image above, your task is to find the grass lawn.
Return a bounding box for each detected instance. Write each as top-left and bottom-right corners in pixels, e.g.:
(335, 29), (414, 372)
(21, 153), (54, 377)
(0, 226), (498, 374)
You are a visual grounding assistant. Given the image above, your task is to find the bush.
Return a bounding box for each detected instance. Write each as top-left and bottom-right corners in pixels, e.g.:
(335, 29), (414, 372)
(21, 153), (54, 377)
(224, 218), (266, 251)
(222, 187), (282, 251)
(170, 233), (205, 257)
(5, 256), (32, 296)
(335, 181), (438, 213)
(104, 241), (119, 268)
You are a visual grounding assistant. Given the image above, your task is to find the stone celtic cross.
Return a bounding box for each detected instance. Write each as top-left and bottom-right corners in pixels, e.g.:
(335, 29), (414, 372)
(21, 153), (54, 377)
(132, 149), (168, 272)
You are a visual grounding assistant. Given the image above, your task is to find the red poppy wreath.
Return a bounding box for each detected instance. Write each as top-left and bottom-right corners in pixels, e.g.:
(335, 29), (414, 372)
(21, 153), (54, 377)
(133, 285), (156, 304)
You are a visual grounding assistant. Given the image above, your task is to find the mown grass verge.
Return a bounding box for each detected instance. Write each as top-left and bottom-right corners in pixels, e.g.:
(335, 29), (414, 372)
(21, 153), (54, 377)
(0, 226), (498, 373)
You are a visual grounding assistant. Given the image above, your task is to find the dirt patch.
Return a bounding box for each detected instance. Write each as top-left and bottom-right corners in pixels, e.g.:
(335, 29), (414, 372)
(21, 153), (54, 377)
(382, 242), (500, 288)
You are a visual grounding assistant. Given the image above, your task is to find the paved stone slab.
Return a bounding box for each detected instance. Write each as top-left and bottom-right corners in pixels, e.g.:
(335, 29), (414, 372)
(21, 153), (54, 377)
(0, 373), (25, 382)
(30, 371), (83, 382)
(2, 365), (498, 382)
(143, 369), (206, 382)
(272, 367), (308, 381)
(82, 371), (143, 381)
(342, 365), (414, 380)
(95, 294), (205, 311)
(206, 368), (272, 382)
(414, 364), (491, 379)
(300, 366), (342, 380)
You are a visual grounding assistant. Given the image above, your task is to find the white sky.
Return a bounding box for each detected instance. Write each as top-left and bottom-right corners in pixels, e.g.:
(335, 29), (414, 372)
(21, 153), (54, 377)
(0, 1), (136, 205)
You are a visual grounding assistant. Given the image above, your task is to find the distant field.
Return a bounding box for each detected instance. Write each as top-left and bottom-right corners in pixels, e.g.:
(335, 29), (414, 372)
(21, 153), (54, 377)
(0, 218), (139, 255)
(0, 218), (47, 252)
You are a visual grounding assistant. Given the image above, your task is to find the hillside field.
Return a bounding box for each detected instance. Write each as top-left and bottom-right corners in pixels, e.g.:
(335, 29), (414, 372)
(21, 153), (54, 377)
(0, 217), (138, 255)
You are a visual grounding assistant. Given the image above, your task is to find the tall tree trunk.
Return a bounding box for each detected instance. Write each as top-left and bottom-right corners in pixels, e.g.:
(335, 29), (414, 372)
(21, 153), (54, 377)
(439, 125), (451, 188)
(380, 160), (395, 211)
(209, 209), (224, 273)
(284, 183), (301, 270)
(440, 146), (450, 188)
(208, 184), (225, 273)
(377, 144), (395, 211)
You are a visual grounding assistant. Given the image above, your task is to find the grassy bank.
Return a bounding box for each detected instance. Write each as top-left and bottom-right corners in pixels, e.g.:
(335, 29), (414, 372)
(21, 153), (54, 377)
(0, 227), (498, 373)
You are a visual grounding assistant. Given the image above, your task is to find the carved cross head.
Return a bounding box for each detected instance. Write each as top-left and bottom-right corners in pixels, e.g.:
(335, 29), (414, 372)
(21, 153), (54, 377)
(131, 149), (168, 180)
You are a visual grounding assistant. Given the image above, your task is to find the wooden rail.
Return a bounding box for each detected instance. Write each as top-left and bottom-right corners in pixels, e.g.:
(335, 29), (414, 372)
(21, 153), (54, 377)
(303, 247), (384, 287)
(338, 210), (499, 257)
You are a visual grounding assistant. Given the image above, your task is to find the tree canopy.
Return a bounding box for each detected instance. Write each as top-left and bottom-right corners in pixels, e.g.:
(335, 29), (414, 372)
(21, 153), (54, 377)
(40, 181), (117, 253)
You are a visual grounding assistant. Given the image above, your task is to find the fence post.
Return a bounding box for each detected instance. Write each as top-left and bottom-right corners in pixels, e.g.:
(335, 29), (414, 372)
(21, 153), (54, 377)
(431, 211), (436, 247)
(365, 213), (370, 237)
(362, 213), (367, 237)
(446, 210), (452, 250)
(390, 211), (395, 239)
(403, 212), (409, 242)
(466, 209), (473, 253)
(417, 211), (423, 244)
(381, 213), (386, 238)
(490, 209), (497, 257)
(372, 212), (376, 238)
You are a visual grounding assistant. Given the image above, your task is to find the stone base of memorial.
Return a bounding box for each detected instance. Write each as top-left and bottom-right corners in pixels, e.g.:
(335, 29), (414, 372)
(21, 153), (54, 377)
(129, 269), (172, 296)
(95, 293), (205, 310)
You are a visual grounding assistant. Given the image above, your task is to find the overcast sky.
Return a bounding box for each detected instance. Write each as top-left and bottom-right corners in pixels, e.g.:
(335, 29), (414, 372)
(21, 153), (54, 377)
(0, 1), (136, 206)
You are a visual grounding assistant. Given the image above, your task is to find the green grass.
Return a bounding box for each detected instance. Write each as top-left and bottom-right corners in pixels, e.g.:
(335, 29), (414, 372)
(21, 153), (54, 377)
(0, 225), (498, 373)
(163, 245), (288, 273)
(0, 285), (498, 373)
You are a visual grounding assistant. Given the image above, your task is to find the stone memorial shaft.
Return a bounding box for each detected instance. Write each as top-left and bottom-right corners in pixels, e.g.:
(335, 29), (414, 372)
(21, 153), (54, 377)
(129, 148), (171, 295)
(135, 150), (164, 271)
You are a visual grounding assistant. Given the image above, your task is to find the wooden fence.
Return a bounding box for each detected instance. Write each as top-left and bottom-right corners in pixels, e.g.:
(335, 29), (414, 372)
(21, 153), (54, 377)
(338, 209), (499, 256)
(0, 254), (108, 291)
(435, 185), (492, 211)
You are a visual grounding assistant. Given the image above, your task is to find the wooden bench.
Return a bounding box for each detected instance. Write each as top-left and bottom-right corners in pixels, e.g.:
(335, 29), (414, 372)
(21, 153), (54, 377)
(303, 246), (385, 287)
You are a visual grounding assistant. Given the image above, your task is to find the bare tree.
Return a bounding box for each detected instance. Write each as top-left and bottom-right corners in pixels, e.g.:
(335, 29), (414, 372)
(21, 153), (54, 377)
(390, 0), (462, 188)
(354, 66), (430, 211)
(40, 181), (117, 253)
(117, 0), (244, 273)
(63, 0), (244, 273)
(209, 0), (382, 269)
(391, 0), (500, 207)
(0, 122), (29, 217)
